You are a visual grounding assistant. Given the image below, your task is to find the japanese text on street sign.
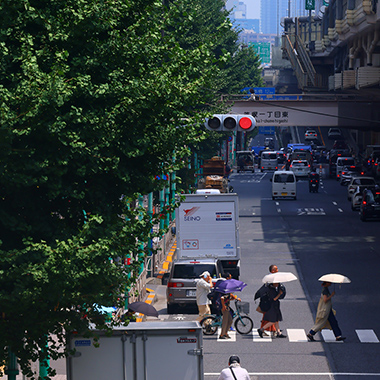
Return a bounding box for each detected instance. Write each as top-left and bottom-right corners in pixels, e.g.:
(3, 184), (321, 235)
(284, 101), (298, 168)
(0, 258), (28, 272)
(252, 110), (289, 125)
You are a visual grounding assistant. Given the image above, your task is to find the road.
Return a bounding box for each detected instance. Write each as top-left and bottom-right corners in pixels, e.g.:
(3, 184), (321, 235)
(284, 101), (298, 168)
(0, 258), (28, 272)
(153, 169), (380, 380)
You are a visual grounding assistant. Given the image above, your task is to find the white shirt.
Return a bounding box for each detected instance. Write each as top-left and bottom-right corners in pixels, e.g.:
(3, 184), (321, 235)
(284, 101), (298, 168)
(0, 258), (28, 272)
(196, 278), (212, 306)
(218, 364), (251, 380)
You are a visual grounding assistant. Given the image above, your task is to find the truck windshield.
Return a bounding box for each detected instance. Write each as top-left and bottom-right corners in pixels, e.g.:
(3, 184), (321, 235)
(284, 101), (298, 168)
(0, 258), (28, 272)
(173, 264), (216, 279)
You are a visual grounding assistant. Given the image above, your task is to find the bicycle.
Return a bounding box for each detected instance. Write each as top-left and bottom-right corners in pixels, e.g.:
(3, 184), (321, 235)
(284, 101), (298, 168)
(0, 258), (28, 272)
(200, 300), (253, 335)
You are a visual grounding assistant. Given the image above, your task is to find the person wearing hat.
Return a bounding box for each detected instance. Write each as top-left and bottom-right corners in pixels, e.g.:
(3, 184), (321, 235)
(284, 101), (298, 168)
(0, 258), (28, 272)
(196, 271), (213, 322)
(218, 355), (251, 380)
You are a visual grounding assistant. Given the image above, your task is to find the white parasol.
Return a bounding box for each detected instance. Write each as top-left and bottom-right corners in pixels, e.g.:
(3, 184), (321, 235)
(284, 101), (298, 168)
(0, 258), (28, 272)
(318, 274), (351, 284)
(262, 272), (298, 284)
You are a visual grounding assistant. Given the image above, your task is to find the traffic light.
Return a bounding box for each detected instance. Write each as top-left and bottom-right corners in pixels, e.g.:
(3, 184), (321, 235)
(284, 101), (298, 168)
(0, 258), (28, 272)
(205, 114), (256, 132)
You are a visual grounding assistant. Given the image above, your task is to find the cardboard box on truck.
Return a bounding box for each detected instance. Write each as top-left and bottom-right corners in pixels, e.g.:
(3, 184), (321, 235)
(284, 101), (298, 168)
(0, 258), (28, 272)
(67, 322), (204, 380)
(197, 156), (229, 193)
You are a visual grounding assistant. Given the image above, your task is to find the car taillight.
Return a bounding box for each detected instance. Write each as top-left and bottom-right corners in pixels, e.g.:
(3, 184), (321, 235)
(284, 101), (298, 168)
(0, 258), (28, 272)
(363, 201), (367, 205)
(168, 282), (184, 288)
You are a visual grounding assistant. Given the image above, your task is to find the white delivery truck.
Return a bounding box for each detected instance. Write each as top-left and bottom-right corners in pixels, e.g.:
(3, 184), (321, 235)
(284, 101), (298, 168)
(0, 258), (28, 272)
(67, 321), (204, 380)
(175, 193), (240, 278)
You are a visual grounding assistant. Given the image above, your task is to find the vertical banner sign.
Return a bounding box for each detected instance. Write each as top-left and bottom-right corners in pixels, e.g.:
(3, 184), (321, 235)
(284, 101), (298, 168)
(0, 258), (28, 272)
(305, 0), (315, 10)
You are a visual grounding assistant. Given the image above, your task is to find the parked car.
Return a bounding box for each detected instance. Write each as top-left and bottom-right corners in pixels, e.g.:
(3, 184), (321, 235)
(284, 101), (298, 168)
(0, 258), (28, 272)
(290, 160), (311, 177)
(359, 187), (380, 221)
(166, 258), (224, 313)
(328, 128), (342, 139)
(347, 177), (377, 201)
(305, 129), (318, 140)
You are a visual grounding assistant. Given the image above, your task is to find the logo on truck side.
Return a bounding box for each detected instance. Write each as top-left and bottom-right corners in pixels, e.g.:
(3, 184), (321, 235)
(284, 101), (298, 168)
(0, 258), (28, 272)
(183, 207), (201, 221)
(216, 212), (232, 221)
(183, 240), (199, 250)
(177, 337), (197, 343)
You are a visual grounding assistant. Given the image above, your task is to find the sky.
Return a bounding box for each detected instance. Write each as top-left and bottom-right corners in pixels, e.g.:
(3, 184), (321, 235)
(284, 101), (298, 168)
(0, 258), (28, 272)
(245, 0), (261, 19)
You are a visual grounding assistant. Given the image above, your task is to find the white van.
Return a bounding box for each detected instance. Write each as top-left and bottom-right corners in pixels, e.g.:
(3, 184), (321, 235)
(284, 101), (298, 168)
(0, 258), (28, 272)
(336, 156), (355, 180)
(261, 151), (278, 171)
(271, 171), (297, 200)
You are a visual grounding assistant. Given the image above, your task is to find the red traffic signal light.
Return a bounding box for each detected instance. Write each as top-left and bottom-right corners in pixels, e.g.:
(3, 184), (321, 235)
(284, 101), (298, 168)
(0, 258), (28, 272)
(205, 114), (255, 132)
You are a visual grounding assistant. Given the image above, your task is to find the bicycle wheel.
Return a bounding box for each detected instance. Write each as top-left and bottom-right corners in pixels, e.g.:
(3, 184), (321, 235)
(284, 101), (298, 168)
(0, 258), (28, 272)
(234, 316), (253, 335)
(200, 316), (218, 335)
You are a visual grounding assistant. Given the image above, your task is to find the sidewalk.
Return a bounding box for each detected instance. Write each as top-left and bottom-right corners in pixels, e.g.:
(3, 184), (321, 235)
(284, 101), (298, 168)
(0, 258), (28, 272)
(141, 239), (177, 321)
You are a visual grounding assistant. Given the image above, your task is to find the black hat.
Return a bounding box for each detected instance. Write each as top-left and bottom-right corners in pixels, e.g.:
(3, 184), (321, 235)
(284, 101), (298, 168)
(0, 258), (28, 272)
(228, 355), (240, 365)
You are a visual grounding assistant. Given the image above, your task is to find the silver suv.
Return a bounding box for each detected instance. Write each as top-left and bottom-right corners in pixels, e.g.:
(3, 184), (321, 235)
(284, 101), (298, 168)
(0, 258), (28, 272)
(166, 259), (224, 314)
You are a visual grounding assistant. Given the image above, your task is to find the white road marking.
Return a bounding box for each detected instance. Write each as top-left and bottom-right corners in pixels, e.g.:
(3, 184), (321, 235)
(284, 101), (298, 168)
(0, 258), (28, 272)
(338, 208), (344, 212)
(287, 329), (308, 342)
(333, 201), (338, 205)
(252, 328), (272, 342)
(356, 329), (379, 343)
(205, 373), (380, 377)
(216, 328), (236, 342)
(321, 330), (343, 342)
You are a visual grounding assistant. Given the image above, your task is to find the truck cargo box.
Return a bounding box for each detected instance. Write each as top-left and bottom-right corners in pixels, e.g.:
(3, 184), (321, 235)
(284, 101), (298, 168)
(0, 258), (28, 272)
(175, 193), (240, 278)
(67, 322), (204, 380)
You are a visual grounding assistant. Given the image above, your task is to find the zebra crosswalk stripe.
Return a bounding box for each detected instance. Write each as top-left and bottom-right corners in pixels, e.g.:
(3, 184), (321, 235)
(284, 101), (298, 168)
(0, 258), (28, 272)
(214, 328), (380, 343)
(287, 329), (308, 342)
(252, 328), (272, 342)
(356, 329), (380, 343)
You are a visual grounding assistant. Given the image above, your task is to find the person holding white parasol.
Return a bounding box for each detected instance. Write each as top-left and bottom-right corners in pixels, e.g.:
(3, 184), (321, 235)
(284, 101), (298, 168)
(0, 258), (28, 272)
(307, 274), (350, 342)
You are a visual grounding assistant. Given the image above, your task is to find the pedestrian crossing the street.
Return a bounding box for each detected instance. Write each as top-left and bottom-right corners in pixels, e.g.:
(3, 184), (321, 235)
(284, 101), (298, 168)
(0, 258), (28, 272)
(205, 328), (380, 343)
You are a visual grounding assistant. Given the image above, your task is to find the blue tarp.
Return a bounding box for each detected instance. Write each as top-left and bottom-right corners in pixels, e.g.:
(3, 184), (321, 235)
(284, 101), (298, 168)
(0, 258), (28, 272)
(287, 143), (312, 151)
(251, 146), (266, 155)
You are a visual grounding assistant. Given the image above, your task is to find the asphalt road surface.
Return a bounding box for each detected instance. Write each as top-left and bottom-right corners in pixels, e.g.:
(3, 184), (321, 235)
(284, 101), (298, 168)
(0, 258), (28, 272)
(154, 170), (380, 380)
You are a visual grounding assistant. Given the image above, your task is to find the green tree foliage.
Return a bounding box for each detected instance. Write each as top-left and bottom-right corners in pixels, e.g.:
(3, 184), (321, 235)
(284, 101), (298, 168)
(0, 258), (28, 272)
(0, 0), (262, 376)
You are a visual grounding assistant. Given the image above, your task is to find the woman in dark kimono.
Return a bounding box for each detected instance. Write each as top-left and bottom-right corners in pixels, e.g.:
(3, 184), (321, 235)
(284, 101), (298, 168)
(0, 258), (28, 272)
(257, 283), (286, 338)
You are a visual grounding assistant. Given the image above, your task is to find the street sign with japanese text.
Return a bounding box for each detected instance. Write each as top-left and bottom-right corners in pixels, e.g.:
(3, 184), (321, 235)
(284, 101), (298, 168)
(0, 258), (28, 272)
(305, 0), (315, 10)
(249, 42), (271, 65)
(254, 87), (275, 95)
(230, 100), (339, 127)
